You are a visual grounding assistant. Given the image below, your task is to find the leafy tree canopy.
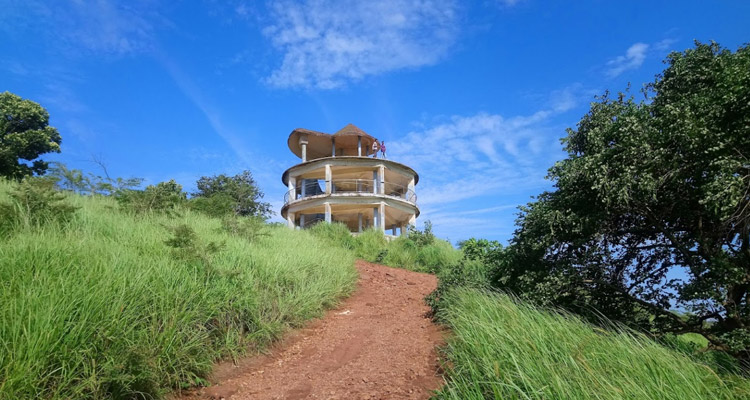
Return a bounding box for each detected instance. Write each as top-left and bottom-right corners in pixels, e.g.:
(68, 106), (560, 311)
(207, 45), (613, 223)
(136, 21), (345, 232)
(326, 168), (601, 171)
(0, 92), (61, 179)
(494, 42), (750, 358)
(192, 170), (272, 219)
(116, 179), (186, 214)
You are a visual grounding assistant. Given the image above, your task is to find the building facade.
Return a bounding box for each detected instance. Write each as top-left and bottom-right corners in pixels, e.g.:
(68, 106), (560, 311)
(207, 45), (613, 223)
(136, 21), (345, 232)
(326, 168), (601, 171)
(281, 124), (419, 236)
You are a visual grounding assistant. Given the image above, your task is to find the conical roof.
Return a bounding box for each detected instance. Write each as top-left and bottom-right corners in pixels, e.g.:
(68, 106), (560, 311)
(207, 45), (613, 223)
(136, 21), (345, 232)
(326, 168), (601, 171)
(287, 124), (378, 160)
(333, 123), (371, 138)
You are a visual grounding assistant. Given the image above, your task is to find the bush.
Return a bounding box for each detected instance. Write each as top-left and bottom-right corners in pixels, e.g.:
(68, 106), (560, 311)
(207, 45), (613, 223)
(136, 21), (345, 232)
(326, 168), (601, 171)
(188, 193), (236, 218)
(0, 177), (78, 235)
(660, 333), (742, 375)
(192, 171), (272, 219)
(221, 216), (269, 243)
(116, 179), (186, 214)
(407, 219), (435, 246)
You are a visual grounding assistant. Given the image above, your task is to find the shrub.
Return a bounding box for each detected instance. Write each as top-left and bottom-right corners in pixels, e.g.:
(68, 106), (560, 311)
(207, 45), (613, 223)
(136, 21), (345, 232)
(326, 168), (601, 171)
(407, 219), (435, 246)
(188, 193), (236, 218)
(221, 216), (269, 243)
(116, 179), (186, 214)
(0, 177), (78, 235)
(192, 171), (272, 219)
(164, 224), (224, 267)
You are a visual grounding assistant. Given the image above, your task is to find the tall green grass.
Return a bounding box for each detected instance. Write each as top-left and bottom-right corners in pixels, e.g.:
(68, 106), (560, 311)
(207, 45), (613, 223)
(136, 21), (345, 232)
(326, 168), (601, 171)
(0, 180), (357, 399)
(307, 222), (462, 273)
(434, 288), (750, 400)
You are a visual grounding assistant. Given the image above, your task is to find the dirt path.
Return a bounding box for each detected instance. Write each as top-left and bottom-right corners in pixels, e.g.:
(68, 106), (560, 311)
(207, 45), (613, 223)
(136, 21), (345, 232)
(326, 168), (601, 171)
(180, 260), (445, 400)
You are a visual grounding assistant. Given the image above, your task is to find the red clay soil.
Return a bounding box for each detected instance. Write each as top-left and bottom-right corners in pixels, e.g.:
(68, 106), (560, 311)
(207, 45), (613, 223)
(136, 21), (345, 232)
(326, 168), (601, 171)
(178, 260), (445, 400)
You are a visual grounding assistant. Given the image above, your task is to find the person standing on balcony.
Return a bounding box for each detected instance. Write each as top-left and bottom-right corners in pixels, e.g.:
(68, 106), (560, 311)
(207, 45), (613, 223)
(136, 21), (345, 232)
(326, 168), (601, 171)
(380, 141), (387, 159)
(372, 140), (380, 158)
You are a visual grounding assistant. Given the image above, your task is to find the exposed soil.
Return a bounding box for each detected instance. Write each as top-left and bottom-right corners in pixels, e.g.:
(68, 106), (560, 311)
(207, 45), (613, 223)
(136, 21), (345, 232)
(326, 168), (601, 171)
(178, 260), (445, 400)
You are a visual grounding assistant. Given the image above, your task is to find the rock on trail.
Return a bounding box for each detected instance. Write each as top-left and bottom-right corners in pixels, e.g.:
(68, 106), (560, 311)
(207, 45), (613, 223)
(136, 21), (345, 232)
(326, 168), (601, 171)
(178, 260), (445, 400)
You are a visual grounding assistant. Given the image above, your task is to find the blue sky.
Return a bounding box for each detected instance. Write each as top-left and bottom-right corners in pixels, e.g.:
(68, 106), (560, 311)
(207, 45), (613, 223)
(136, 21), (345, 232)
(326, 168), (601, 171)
(2, 0), (749, 244)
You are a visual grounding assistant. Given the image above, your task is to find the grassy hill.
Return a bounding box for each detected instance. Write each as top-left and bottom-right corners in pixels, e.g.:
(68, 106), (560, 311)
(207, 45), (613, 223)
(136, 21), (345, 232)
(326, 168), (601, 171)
(433, 288), (750, 399)
(2, 178), (750, 399)
(0, 179), (356, 399)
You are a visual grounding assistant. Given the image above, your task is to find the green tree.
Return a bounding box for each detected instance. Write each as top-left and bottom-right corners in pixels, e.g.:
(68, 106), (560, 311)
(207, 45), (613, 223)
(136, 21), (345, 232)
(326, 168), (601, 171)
(501, 42), (750, 359)
(117, 179), (186, 214)
(0, 92), (61, 179)
(191, 170), (272, 219)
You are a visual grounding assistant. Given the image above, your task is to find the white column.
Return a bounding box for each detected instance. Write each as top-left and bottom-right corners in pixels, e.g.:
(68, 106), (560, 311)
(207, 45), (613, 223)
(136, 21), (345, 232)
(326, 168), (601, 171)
(299, 134), (309, 162)
(379, 165), (385, 195)
(325, 203), (332, 223)
(288, 176), (296, 201)
(287, 212), (295, 228)
(408, 214), (416, 227)
(300, 179), (307, 197)
(373, 207), (378, 230)
(325, 164), (332, 195)
(358, 213), (363, 232)
(331, 138), (336, 157)
(372, 170), (378, 194)
(400, 224), (408, 236)
(379, 202), (386, 232)
(357, 136), (362, 156)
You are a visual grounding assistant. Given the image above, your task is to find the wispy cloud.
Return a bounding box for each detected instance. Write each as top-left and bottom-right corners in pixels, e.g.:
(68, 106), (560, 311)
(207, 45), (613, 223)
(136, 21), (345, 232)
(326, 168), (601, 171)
(262, 0), (459, 89)
(387, 85), (593, 241)
(606, 42), (649, 78)
(64, 1), (158, 55)
(155, 52), (255, 166)
(604, 39), (677, 78)
(390, 112), (556, 207)
(497, 0), (524, 7)
(3, 0), (162, 57)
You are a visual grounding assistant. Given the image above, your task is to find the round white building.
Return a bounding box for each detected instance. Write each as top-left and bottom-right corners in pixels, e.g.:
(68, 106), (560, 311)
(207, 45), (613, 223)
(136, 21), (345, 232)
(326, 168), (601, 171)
(281, 124), (419, 237)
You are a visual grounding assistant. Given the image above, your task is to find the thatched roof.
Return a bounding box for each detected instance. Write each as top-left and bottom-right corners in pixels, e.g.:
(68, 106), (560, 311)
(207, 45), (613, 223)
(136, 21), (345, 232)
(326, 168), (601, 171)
(287, 124), (378, 160)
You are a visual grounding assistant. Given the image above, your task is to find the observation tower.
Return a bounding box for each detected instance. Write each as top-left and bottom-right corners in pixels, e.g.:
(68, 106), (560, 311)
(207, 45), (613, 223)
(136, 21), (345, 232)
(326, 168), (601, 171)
(281, 124), (419, 237)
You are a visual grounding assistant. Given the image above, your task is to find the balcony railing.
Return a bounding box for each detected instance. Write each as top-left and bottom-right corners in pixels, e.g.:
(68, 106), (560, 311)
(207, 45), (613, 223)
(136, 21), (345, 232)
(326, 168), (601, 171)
(331, 179), (375, 195)
(283, 178), (417, 205)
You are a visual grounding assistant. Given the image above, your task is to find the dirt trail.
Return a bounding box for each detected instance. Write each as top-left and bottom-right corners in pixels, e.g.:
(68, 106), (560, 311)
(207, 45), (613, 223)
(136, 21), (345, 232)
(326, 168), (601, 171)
(180, 260), (445, 400)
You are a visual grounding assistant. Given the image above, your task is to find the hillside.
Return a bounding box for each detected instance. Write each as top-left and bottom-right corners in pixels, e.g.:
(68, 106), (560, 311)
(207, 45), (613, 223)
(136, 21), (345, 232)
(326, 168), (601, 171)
(2, 179), (750, 399)
(0, 179), (357, 399)
(433, 288), (750, 399)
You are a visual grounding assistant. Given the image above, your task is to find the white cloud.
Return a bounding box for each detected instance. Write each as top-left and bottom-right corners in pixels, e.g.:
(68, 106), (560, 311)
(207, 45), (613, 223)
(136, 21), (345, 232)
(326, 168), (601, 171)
(262, 0), (459, 89)
(65, 1), (156, 55)
(653, 38), (677, 51)
(389, 110), (563, 207)
(383, 86), (595, 241)
(606, 42), (649, 78)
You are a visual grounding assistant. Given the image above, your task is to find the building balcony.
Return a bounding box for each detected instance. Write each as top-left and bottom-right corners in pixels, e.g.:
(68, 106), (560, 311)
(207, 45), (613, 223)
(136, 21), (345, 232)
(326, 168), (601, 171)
(283, 179), (417, 206)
